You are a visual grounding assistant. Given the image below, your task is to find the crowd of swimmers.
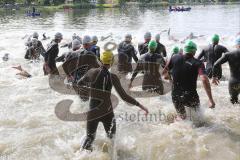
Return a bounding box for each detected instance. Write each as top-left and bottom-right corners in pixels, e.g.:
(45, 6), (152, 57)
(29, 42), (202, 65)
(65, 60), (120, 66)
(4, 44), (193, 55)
(9, 31), (240, 152)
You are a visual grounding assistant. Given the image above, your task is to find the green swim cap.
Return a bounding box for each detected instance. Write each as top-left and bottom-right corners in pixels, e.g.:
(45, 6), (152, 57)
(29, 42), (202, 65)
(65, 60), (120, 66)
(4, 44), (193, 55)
(184, 40), (197, 54)
(172, 46), (179, 54)
(148, 40), (157, 51)
(212, 34), (219, 42)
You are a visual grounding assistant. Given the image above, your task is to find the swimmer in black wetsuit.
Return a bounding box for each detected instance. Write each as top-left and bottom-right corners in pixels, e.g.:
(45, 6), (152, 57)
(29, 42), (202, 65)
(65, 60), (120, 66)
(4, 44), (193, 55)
(155, 34), (167, 58)
(197, 34), (228, 79)
(76, 50), (148, 151)
(212, 38), (240, 104)
(138, 32), (151, 55)
(117, 34), (138, 75)
(163, 41), (215, 120)
(43, 32), (63, 75)
(129, 40), (166, 95)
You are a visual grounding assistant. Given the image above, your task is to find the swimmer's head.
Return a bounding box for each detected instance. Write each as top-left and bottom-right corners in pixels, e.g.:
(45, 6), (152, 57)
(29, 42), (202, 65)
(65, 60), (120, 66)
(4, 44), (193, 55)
(184, 40), (197, 55)
(54, 32), (63, 43)
(212, 34), (220, 44)
(172, 46), (179, 54)
(235, 37), (240, 48)
(100, 50), (114, 67)
(125, 34), (132, 42)
(32, 32), (39, 39)
(72, 39), (81, 51)
(144, 32), (151, 41)
(148, 40), (157, 53)
(32, 38), (38, 48)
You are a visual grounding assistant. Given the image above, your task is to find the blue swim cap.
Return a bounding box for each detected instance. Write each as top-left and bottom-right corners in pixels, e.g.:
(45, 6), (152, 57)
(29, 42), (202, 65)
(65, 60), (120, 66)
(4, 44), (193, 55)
(235, 37), (240, 45)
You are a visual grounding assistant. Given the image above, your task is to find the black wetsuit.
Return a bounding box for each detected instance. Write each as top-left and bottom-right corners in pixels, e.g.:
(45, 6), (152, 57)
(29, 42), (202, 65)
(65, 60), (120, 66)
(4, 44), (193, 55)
(90, 45), (100, 59)
(44, 41), (59, 75)
(168, 54), (206, 115)
(25, 47), (38, 60)
(198, 44), (228, 79)
(213, 49), (240, 104)
(26, 40), (46, 57)
(156, 41), (167, 57)
(131, 52), (166, 94)
(77, 66), (140, 150)
(138, 41), (149, 55)
(117, 41), (138, 73)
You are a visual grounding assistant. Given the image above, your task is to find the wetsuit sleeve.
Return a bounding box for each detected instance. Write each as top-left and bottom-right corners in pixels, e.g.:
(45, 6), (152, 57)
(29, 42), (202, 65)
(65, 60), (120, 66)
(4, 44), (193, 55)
(38, 41), (46, 54)
(55, 53), (66, 62)
(131, 48), (139, 63)
(198, 63), (207, 76)
(158, 55), (166, 68)
(77, 70), (91, 86)
(222, 46), (229, 53)
(25, 49), (31, 59)
(212, 53), (229, 77)
(112, 74), (140, 106)
(197, 49), (205, 61)
(130, 61), (143, 82)
(163, 46), (167, 57)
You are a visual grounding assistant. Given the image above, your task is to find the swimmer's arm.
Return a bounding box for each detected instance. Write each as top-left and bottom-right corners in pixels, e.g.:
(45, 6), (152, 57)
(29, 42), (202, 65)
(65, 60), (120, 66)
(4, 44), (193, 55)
(130, 61), (143, 82)
(112, 74), (140, 106)
(162, 46), (167, 57)
(197, 49), (205, 61)
(212, 53), (229, 78)
(132, 48), (139, 62)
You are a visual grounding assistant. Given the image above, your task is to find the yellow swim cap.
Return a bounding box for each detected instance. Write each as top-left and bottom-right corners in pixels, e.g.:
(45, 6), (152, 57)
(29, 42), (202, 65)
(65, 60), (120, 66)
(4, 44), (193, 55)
(100, 50), (114, 65)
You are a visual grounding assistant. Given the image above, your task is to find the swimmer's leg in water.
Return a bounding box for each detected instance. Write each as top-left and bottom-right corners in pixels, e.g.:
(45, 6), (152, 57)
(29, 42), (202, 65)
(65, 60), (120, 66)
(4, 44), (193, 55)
(12, 65), (32, 78)
(229, 82), (240, 104)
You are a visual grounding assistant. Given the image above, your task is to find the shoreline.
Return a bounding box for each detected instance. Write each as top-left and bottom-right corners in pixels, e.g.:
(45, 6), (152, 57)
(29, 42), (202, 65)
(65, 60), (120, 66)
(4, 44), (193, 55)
(0, 2), (239, 12)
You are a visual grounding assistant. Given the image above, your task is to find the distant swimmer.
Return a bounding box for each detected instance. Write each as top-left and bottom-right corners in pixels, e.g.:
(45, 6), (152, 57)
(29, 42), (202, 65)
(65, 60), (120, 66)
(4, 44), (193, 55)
(197, 34), (229, 79)
(181, 32), (205, 43)
(117, 34), (138, 75)
(76, 50), (148, 151)
(26, 32), (46, 57)
(24, 38), (40, 60)
(138, 32), (152, 55)
(42, 33), (50, 41)
(2, 53), (9, 61)
(100, 33), (112, 41)
(163, 41), (215, 120)
(212, 38), (240, 104)
(129, 40), (166, 95)
(155, 34), (167, 58)
(43, 32), (63, 75)
(12, 65), (32, 78)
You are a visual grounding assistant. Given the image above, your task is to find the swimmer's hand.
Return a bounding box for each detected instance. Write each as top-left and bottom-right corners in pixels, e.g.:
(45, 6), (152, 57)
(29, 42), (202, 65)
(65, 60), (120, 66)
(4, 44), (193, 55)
(212, 77), (220, 85)
(139, 104), (149, 116)
(208, 100), (215, 109)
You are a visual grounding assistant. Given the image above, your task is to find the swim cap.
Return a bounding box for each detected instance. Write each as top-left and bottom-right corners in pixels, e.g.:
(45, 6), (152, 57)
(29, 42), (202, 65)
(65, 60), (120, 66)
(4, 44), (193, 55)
(235, 37), (240, 45)
(144, 32), (151, 39)
(212, 34), (220, 42)
(32, 32), (39, 38)
(184, 40), (197, 54)
(72, 33), (77, 40)
(72, 39), (81, 50)
(100, 50), (114, 65)
(55, 32), (63, 40)
(82, 35), (91, 45)
(172, 46), (179, 54)
(155, 34), (160, 41)
(148, 40), (157, 51)
(92, 35), (98, 42)
(125, 34), (132, 39)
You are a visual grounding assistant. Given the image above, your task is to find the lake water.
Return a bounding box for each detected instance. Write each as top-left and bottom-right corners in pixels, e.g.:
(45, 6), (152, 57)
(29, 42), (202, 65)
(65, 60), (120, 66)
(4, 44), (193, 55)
(0, 4), (239, 160)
